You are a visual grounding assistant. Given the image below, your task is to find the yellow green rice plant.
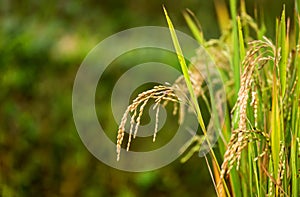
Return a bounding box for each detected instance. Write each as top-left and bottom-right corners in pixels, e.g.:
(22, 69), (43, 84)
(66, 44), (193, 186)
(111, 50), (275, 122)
(116, 1), (300, 196)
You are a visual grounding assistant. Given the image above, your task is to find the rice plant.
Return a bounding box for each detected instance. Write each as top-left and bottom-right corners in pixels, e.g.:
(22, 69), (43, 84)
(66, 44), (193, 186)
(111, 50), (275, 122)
(116, 0), (300, 196)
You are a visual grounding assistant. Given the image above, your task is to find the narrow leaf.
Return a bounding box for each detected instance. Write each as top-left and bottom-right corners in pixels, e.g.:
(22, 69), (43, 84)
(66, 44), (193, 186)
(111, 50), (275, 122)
(163, 6), (206, 134)
(183, 9), (204, 44)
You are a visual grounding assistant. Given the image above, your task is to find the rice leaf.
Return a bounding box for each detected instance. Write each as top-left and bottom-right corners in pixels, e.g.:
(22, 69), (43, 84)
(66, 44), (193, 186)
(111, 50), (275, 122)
(163, 5), (206, 134)
(163, 6), (231, 196)
(237, 16), (246, 65)
(229, 0), (240, 98)
(213, 0), (230, 33)
(279, 7), (287, 96)
(291, 136), (297, 197)
(271, 70), (281, 189)
(183, 9), (204, 44)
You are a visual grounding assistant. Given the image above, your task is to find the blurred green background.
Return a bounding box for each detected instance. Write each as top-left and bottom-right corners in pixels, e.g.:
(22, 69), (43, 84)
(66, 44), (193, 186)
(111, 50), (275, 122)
(0, 0), (293, 196)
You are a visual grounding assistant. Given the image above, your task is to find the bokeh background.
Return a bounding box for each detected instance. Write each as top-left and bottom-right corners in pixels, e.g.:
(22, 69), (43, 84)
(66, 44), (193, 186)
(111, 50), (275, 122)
(0, 0), (293, 196)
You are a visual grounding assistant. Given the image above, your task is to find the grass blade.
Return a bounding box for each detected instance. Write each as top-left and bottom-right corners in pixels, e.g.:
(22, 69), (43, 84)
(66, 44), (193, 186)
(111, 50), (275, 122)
(237, 16), (246, 66)
(163, 6), (231, 196)
(229, 0), (240, 97)
(279, 7), (287, 96)
(163, 5), (206, 134)
(183, 9), (204, 45)
(213, 0), (230, 33)
(291, 136), (297, 196)
(270, 70), (281, 195)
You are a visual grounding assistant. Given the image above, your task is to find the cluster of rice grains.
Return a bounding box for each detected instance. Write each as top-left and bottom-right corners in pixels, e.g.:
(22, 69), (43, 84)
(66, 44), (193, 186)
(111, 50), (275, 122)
(116, 85), (179, 161)
(219, 37), (290, 186)
(219, 38), (274, 180)
(116, 65), (204, 161)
